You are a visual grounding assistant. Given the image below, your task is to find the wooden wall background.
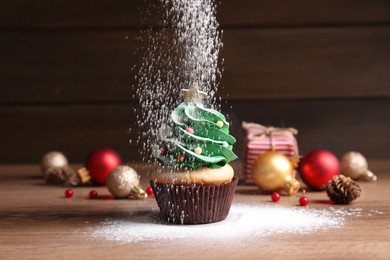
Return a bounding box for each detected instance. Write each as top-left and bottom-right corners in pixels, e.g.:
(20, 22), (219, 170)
(1, 0), (390, 164)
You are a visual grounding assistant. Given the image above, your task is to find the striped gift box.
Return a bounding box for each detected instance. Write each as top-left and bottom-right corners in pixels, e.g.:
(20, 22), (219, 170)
(242, 122), (299, 184)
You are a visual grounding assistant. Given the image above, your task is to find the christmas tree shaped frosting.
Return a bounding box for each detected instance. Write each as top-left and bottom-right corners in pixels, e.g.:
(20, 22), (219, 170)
(155, 85), (237, 169)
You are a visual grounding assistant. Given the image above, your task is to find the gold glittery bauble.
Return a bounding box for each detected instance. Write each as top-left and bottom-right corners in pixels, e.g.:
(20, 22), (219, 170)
(341, 151), (377, 182)
(106, 166), (147, 199)
(252, 151), (300, 195)
(40, 151), (68, 176)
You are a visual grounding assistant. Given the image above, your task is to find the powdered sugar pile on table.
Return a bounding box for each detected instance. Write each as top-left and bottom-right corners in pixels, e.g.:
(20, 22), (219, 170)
(90, 203), (369, 244)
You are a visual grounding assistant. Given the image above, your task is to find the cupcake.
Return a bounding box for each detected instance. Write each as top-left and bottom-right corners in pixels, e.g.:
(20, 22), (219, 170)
(150, 85), (238, 224)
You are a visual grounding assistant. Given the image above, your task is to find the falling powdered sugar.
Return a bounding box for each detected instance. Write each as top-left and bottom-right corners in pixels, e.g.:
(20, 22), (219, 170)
(133, 0), (224, 164)
(89, 204), (371, 244)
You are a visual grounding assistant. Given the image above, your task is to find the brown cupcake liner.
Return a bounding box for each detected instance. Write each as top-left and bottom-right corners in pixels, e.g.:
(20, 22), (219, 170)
(150, 177), (238, 224)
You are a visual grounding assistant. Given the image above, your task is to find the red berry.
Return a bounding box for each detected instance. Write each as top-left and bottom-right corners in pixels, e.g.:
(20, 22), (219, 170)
(299, 196), (309, 206)
(271, 192), (280, 202)
(146, 186), (154, 196)
(185, 127), (194, 134)
(160, 146), (168, 155)
(89, 190), (98, 199)
(64, 189), (73, 198)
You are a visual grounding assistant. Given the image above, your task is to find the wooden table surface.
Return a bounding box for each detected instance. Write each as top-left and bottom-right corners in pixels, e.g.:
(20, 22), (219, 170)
(1, 161), (390, 260)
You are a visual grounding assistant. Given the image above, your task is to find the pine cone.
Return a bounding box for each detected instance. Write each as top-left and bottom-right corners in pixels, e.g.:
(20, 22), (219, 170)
(326, 175), (361, 204)
(44, 166), (79, 186)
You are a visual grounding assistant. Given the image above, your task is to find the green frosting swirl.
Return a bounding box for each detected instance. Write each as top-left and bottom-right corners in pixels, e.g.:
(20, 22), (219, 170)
(155, 102), (238, 169)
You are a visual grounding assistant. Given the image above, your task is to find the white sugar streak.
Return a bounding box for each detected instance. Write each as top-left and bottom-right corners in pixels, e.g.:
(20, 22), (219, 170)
(90, 204), (368, 244)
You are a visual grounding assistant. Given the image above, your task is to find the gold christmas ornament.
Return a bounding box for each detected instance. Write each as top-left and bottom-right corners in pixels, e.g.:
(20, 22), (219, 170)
(216, 120), (224, 128)
(106, 165), (147, 199)
(76, 167), (92, 184)
(252, 151), (300, 195)
(341, 151), (377, 182)
(194, 146), (202, 155)
(40, 151), (68, 175)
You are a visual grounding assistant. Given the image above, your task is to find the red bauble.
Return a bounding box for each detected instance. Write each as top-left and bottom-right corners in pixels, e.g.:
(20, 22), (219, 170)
(299, 149), (340, 190)
(160, 146), (168, 155)
(185, 127), (194, 134)
(85, 148), (122, 185)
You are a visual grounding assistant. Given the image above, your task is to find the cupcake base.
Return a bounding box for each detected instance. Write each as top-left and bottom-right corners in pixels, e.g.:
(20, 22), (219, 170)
(150, 177), (238, 224)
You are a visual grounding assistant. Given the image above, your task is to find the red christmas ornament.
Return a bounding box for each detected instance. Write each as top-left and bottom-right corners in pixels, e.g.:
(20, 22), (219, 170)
(146, 186), (154, 196)
(299, 196), (309, 206)
(64, 189), (73, 198)
(160, 146), (168, 155)
(271, 192), (280, 202)
(177, 154), (185, 162)
(299, 149), (340, 190)
(85, 148), (122, 185)
(89, 190), (98, 199)
(185, 127), (194, 134)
